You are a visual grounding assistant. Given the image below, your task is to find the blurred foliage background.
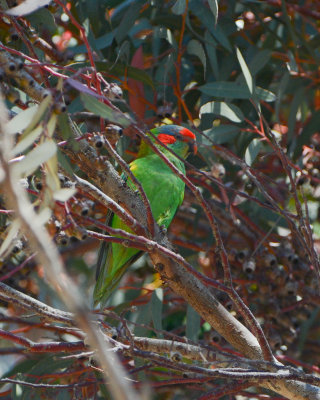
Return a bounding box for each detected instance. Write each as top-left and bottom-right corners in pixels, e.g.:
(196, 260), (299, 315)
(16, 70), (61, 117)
(0, 0), (320, 398)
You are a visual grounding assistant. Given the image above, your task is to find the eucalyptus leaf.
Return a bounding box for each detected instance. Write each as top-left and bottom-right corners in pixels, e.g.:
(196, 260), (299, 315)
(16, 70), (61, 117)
(187, 39), (206, 76)
(199, 82), (275, 102)
(200, 101), (244, 123)
(186, 304), (200, 341)
(80, 93), (132, 127)
(6, 105), (39, 135)
(12, 140), (57, 177)
(245, 138), (262, 166)
(236, 47), (253, 94)
(208, 0), (218, 24)
(12, 125), (43, 156)
(172, 0), (186, 15)
(0, 219), (20, 259)
(115, 1), (142, 43)
(6, 0), (52, 16)
(204, 124), (240, 144)
(294, 110), (320, 157)
(151, 288), (163, 337)
(53, 188), (77, 202)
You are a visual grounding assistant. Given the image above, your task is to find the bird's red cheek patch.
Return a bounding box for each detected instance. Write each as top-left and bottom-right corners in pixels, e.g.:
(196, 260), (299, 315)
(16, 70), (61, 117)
(158, 134), (177, 145)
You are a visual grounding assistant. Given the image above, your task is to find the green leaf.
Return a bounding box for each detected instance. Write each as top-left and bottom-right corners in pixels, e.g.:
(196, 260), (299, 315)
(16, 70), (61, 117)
(275, 71), (290, 122)
(25, 8), (56, 35)
(245, 138), (262, 166)
(57, 113), (73, 141)
(204, 31), (219, 79)
(115, 1), (142, 43)
(189, 1), (231, 51)
(248, 49), (272, 76)
(80, 93), (132, 127)
(57, 148), (74, 176)
(186, 304), (200, 341)
(200, 101), (244, 123)
(151, 288), (163, 337)
(56, 390), (72, 400)
(287, 86), (305, 143)
(211, 25), (232, 52)
(203, 124), (240, 144)
(187, 39), (206, 76)
(172, 0), (187, 15)
(95, 61), (154, 88)
(199, 81), (249, 98)
(95, 31), (114, 50)
(1, 358), (40, 380)
(287, 50), (298, 73)
(19, 356), (74, 400)
(12, 383), (22, 400)
(236, 47), (253, 94)
(208, 0), (218, 24)
(255, 87), (276, 102)
(294, 110), (320, 157)
(27, 355), (73, 375)
(134, 303), (152, 337)
(199, 82), (275, 102)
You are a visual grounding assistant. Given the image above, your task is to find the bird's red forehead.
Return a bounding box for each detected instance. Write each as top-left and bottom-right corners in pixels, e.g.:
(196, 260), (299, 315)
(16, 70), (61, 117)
(180, 127), (196, 140)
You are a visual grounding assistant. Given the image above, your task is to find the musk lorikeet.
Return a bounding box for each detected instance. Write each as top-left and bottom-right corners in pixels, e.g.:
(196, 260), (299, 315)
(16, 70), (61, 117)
(94, 124), (197, 306)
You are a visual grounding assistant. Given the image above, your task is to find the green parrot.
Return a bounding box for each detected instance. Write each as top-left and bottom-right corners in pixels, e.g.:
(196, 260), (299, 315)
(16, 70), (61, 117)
(94, 124), (197, 306)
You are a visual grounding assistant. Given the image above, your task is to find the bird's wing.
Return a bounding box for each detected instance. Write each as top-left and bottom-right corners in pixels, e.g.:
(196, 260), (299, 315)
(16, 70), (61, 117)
(94, 152), (185, 306)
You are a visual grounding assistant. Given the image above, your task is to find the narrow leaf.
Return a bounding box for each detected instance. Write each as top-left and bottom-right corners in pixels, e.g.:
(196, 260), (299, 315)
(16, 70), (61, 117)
(0, 220), (20, 259)
(186, 305), (200, 341)
(200, 101), (244, 123)
(6, 0), (52, 16)
(80, 93), (132, 127)
(172, 0), (187, 15)
(208, 0), (218, 24)
(47, 113), (57, 138)
(245, 138), (262, 166)
(199, 81), (250, 99)
(21, 94), (52, 138)
(199, 82), (275, 102)
(151, 288), (163, 337)
(294, 110), (320, 157)
(187, 39), (206, 76)
(203, 125), (240, 145)
(249, 49), (271, 75)
(67, 78), (101, 97)
(37, 207), (52, 225)
(6, 106), (39, 135)
(12, 140), (57, 177)
(204, 31), (219, 79)
(236, 47), (253, 94)
(53, 188), (77, 202)
(45, 151), (60, 192)
(11, 125), (43, 156)
(115, 2), (142, 43)
(255, 87), (276, 102)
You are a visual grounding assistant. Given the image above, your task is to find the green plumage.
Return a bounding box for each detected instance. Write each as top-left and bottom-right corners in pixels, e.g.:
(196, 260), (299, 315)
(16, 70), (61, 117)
(94, 125), (195, 306)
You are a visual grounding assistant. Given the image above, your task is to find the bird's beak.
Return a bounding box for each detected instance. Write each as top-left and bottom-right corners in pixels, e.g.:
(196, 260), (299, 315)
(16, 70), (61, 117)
(188, 140), (197, 155)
